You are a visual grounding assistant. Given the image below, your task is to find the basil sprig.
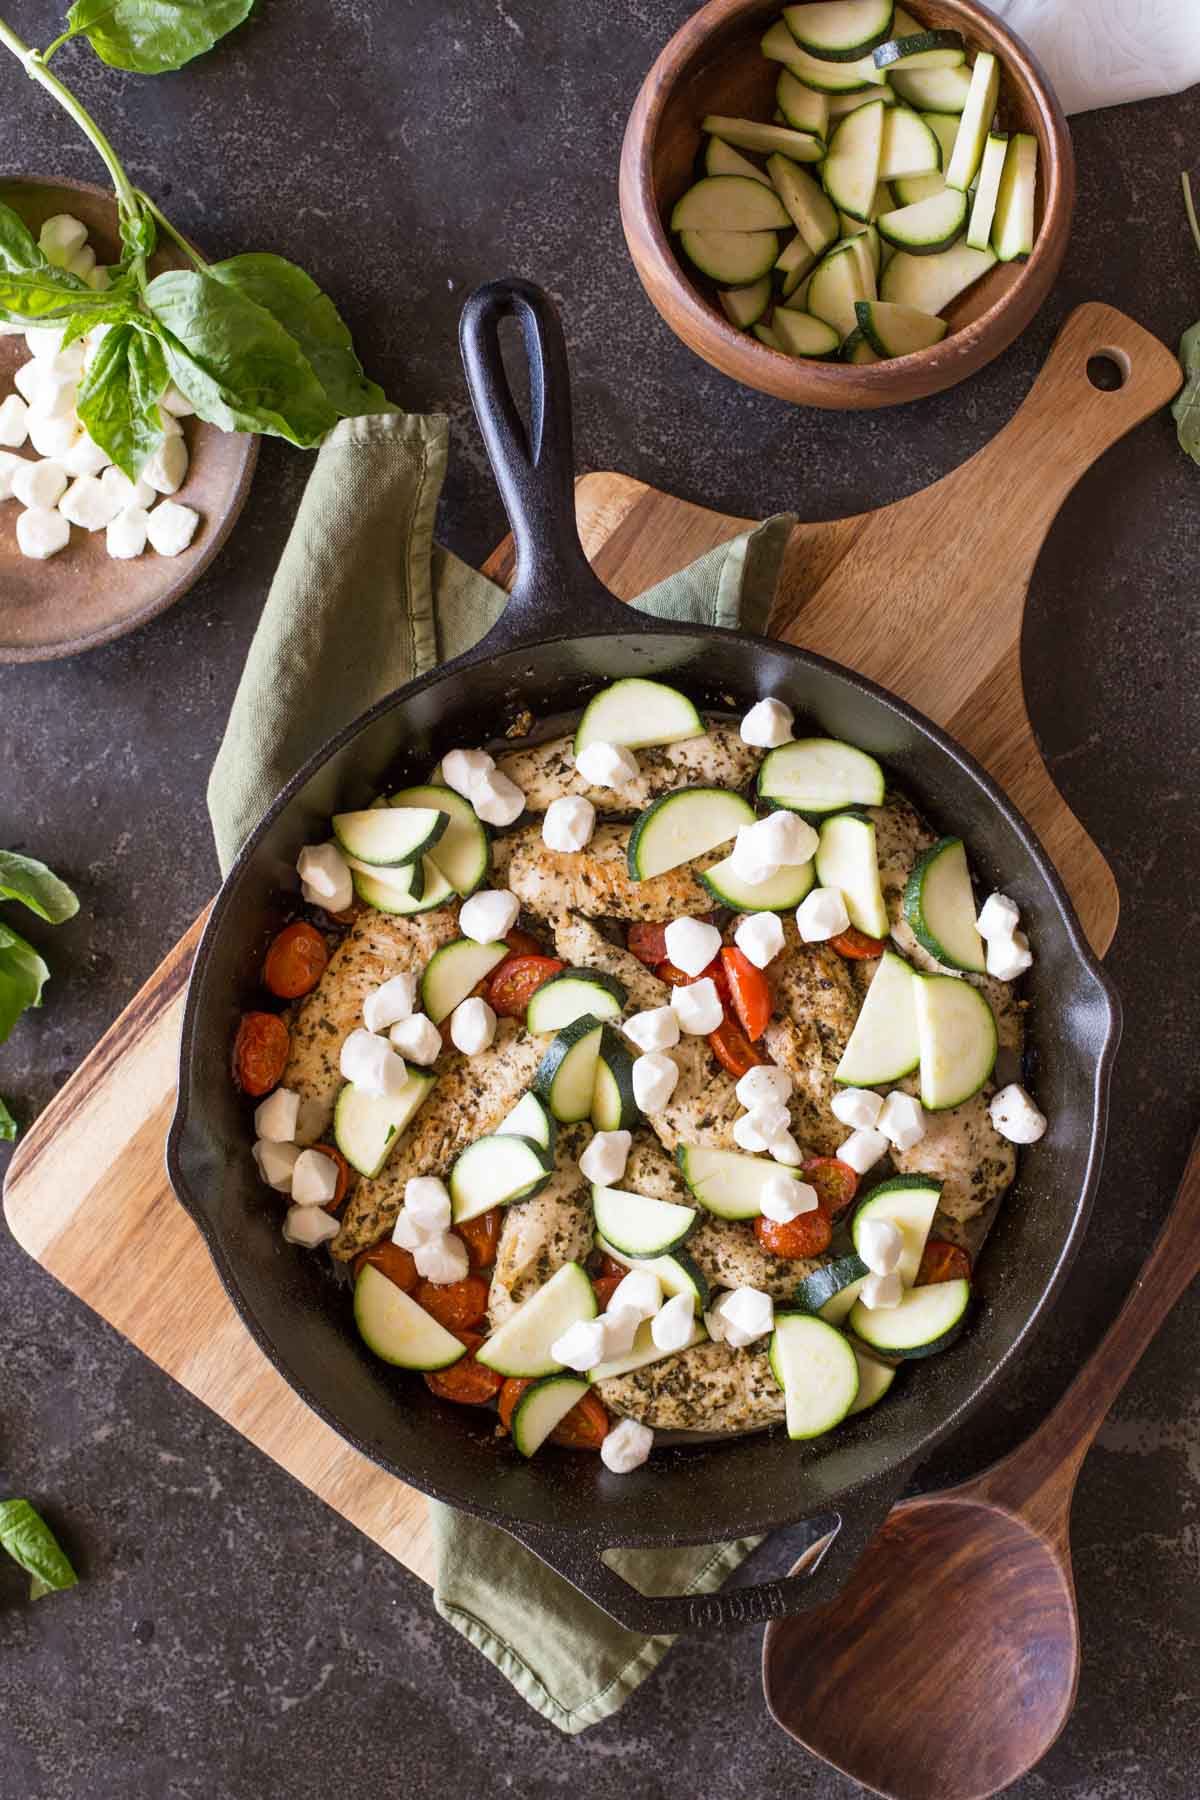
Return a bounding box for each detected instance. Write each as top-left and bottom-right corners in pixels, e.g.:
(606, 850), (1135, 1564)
(1173, 173), (1200, 466)
(0, 851), (79, 1139)
(0, 1499), (78, 1600)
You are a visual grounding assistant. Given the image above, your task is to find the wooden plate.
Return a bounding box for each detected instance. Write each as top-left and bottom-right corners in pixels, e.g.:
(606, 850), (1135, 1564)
(0, 175), (257, 663)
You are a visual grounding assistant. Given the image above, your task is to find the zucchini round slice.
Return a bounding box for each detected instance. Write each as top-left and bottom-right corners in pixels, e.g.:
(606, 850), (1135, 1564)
(879, 240), (997, 311)
(332, 806), (448, 868)
(591, 1025), (640, 1131)
(702, 113), (825, 163)
(873, 30), (965, 73)
(525, 968), (625, 1035)
(498, 1090), (557, 1153)
(815, 812), (888, 938)
(902, 836), (985, 972)
(821, 99), (889, 224)
(876, 187), (968, 254)
(420, 936), (510, 1024)
(449, 1133), (554, 1223)
(352, 857), (455, 916)
(477, 1262), (598, 1379)
(768, 155), (839, 256)
(705, 136), (774, 187)
(594, 1236), (711, 1311)
(753, 320), (785, 352)
(354, 1264), (465, 1371)
(592, 1185), (698, 1259)
(533, 1016), (604, 1123)
(879, 105), (941, 181)
(720, 274), (773, 331)
(782, 0), (894, 62)
(773, 309), (841, 359)
(680, 229), (780, 285)
(855, 299), (948, 356)
(589, 1313), (707, 1384)
(511, 1374), (591, 1457)
(627, 786), (755, 880)
(841, 326), (881, 364)
(913, 972), (998, 1109)
(769, 1311), (860, 1439)
(700, 851), (815, 912)
(850, 1277), (970, 1358)
(671, 175), (791, 234)
(888, 63), (973, 113)
(776, 70), (829, 140)
(835, 949), (921, 1087)
(848, 1346), (897, 1412)
(758, 737), (885, 814)
(676, 1145), (808, 1221)
(390, 783), (489, 897)
(573, 677), (703, 754)
(851, 1174), (943, 1285)
(333, 1071), (437, 1178)
(792, 1252), (869, 1316)
(761, 20), (883, 95)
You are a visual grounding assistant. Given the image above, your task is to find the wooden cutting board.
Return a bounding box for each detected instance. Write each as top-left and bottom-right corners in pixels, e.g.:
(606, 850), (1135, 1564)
(2, 303), (1180, 1588)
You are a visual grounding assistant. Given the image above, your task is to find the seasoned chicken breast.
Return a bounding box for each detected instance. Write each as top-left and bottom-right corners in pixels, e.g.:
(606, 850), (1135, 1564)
(488, 1126), (592, 1326)
(643, 1035), (740, 1152)
(550, 913), (666, 1013)
(892, 1076), (1017, 1242)
(507, 821), (716, 922)
(596, 1338), (785, 1433)
(495, 720), (760, 815)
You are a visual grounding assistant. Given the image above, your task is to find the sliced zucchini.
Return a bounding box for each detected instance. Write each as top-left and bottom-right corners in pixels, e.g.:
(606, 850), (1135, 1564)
(834, 949), (920, 1086)
(420, 936), (509, 1024)
(842, 229), (879, 294)
(705, 135), (773, 186)
(848, 1346), (897, 1412)
(448, 1132), (554, 1223)
(821, 1275), (867, 1324)
(880, 240), (997, 311)
(783, 0), (894, 61)
(769, 1312), (860, 1440)
(591, 1025), (640, 1132)
(758, 737), (884, 814)
(888, 63), (973, 112)
(700, 114), (823, 164)
(851, 1174), (943, 1285)
(671, 175), (791, 233)
(476, 1261), (598, 1378)
(592, 1185), (697, 1259)
(767, 154), (840, 256)
(763, 20), (886, 94)
(333, 1071), (437, 1178)
(873, 29), (965, 72)
(891, 110), (958, 204)
(676, 1145), (809, 1221)
(511, 1374), (591, 1457)
(574, 677), (703, 753)
(876, 186), (968, 253)
(525, 968), (625, 1034)
(352, 857), (455, 916)
(354, 1264), (466, 1371)
(390, 784), (489, 897)
(902, 836), (985, 972)
(753, 320), (784, 352)
(534, 1015), (605, 1123)
(945, 52), (999, 192)
(680, 229), (779, 285)
(627, 786), (754, 880)
(793, 1253), (869, 1315)
(826, 84), (896, 117)
(807, 240), (876, 339)
(966, 131), (1009, 250)
(856, 299), (947, 356)
(850, 1277), (970, 1358)
(822, 99), (888, 223)
(345, 849), (424, 894)
(842, 326), (881, 364)
(914, 972), (997, 1109)
(776, 230), (820, 277)
(776, 70), (829, 141)
(720, 274), (773, 330)
(700, 851), (815, 911)
(779, 268), (813, 308)
(992, 132), (1038, 261)
(815, 811), (888, 937)
(589, 1314), (707, 1384)
(594, 1237), (710, 1311)
(879, 106), (941, 181)
(773, 309), (841, 359)
(498, 1090), (557, 1153)
(332, 806), (448, 868)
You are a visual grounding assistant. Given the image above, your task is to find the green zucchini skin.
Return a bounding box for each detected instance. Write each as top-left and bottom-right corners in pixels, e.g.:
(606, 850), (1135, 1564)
(792, 1253), (869, 1314)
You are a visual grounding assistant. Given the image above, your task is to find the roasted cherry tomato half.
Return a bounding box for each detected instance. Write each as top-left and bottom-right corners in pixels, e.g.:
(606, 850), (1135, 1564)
(917, 1240), (973, 1286)
(424, 1330), (505, 1405)
(594, 1252), (628, 1282)
(720, 945), (772, 1041)
(592, 1274), (624, 1311)
(754, 1207), (833, 1260)
(655, 956), (731, 1001)
(262, 920), (329, 999)
(829, 927), (887, 960)
(352, 1240), (417, 1293)
(497, 1376), (533, 1434)
(708, 1014), (767, 1080)
(485, 954), (565, 1018)
(798, 1155), (859, 1218)
(626, 921), (670, 966)
(232, 1011), (290, 1096)
(457, 1206), (503, 1271)
(550, 1391), (610, 1450)
(412, 1274), (490, 1332)
(311, 1142), (350, 1214)
(503, 927), (547, 958)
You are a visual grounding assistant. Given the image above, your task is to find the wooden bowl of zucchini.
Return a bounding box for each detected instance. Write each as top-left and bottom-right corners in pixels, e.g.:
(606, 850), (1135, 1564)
(619, 0), (1074, 408)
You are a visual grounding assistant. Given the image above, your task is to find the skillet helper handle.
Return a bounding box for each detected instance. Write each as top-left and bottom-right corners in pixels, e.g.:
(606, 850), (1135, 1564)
(499, 1466), (909, 1635)
(459, 277), (637, 650)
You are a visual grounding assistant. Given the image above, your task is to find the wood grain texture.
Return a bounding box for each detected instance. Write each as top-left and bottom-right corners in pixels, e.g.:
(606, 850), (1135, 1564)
(3, 302), (1173, 1581)
(619, 0), (1075, 408)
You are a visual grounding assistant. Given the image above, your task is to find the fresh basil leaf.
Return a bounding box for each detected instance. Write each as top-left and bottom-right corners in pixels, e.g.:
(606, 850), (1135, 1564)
(120, 204), (157, 263)
(0, 1095), (15, 1141)
(206, 254), (390, 418)
(66, 0), (254, 74)
(0, 1500), (78, 1601)
(147, 267), (338, 447)
(77, 321), (168, 480)
(0, 852), (79, 924)
(0, 923), (50, 1043)
(1172, 319), (1200, 465)
(0, 261), (103, 325)
(0, 201), (46, 274)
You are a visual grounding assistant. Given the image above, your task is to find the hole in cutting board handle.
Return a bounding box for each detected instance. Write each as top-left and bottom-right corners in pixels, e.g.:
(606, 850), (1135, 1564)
(1087, 351), (1130, 391)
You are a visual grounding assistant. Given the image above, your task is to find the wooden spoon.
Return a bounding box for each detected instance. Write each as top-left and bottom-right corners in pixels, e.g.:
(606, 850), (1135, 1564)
(762, 1132), (1200, 1800)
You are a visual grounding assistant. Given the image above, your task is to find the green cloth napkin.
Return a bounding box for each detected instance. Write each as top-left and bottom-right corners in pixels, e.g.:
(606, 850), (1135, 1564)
(207, 411), (794, 1731)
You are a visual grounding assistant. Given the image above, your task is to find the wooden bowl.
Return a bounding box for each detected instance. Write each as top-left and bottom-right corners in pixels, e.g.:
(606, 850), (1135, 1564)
(0, 175), (257, 663)
(619, 0), (1075, 408)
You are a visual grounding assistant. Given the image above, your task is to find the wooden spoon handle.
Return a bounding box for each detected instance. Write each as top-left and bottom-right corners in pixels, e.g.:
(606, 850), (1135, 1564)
(973, 1130), (1200, 1528)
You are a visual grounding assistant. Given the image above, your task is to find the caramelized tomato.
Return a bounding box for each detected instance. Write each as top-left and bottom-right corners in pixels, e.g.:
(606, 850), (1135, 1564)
(720, 945), (771, 1040)
(550, 1391), (610, 1450)
(594, 1252), (628, 1282)
(353, 1241), (417, 1293)
(497, 1376), (533, 1433)
(457, 1207), (502, 1271)
(485, 955), (565, 1018)
(655, 956), (731, 1001)
(799, 1156), (859, 1218)
(917, 1240), (973, 1286)
(311, 1142), (350, 1214)
(262, 921), (329, 998)
(626, 921), (670, 966)
(592, 1274), (623, 1311)
(424, 1330), (504, 1406)
(754, 1208), (833, 1260)
(829, 927), (887, 960)
(503, 927), (546, 958)
(708, 1014), (767, 1079)
(232, 1011), (290, 1096)
(412, 1274), (490, 1332)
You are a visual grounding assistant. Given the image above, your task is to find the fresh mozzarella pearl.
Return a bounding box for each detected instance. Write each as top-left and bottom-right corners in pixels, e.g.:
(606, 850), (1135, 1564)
(59, 473), (122, 532)
(631, 1051), (680, 1112)
(986, 929), (1033, 981)
(0, 394), (28, 448)
(650, 1291), (695, 1352)
(294, 1097), (327, 1146)
(388, 1012), (442, 1065)
(712, 1286), (774, 1347)
(670, 976), (724, 1035)
(858, 1217), (903, 1276)
(471, 770), (525, 826)
(734, 1101), (791, 1155)
(0, 450), (23, 498)
(989, 1083), (1047, 1144)
(734, 910), (785, 969)
(297, 841), (352, 908)
(143, 433), (189, 495)
(106, 507), (151, 560)
(363, 973), (417, 1034)
(450, 995), (497, 1056)
(579, 1128), (632, 1187)
(160, 383), (195, 417)
(735, 1064), (792, 1109)
(339, 1027), (409, 1096)
(608, 1268), (662, 1321)
(769, 1131), (803, 1166)
(739, 697), (794, 748)
(733, 1110), (771, 1153)
(291, 1148), (339, 1207)
(86, 264), (111, 291)
(976, 892), (1021, 940)
(15, 506), (70, 560)
(730, 825), (779, 887)
(441, 747), (495, 797)
(755, 809), (819, 865)
(64, 429), (112, 479)
(38, 214), (87, 267)
(146, 500), (200, 556)
(12, 457), (67, 509)
(404, 1175), (452, 1236)
(542, 795), (595, 852)
(392, 1209), (432, 1251)
(622, 1005), (680, 1053)
(100, 463), (154, 510)
(600, 1416), (653, 1473)
(254, 1087), (300, 1143)
(27, 412), (79, 459)
(574, 740), (639, 789)
(253, 1138), (301, 1193)
(552, 1317), (609, 1372)
(68, 246), (96, 281)
(599, 1306), (641, 1357)
(837, 1126), (890, 1174)
(413, 1231), (470, 1284)
(25, 364), (77, 419)
(459, 887), (520, 944)
(796, 886), (851, 942)
(663, 916), (721, 977)
(760, 1175), (818, 1223)
(832, 1086), (884, 1129)
(861, 1271), (903, 1310)
(282, 1205), (339, 1247)
(877, 1090), (926, 1152)
(24, 322), (68, 359)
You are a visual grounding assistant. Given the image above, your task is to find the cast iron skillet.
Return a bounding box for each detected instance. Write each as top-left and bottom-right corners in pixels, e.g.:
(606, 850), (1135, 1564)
(168, 278), (1120, 1633)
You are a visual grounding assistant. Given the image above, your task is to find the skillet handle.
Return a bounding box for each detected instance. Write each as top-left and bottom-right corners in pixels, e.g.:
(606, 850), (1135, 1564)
(459, 278), (641, 650)
(498, 1464), (909, 1635)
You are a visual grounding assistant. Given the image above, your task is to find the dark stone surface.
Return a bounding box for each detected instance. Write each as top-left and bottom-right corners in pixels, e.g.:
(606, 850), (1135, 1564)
(1, 5), (1197, 1794)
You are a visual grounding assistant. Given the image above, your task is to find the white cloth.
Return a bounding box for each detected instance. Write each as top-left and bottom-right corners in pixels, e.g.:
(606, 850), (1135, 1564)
(994, 0), (1200, 115)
